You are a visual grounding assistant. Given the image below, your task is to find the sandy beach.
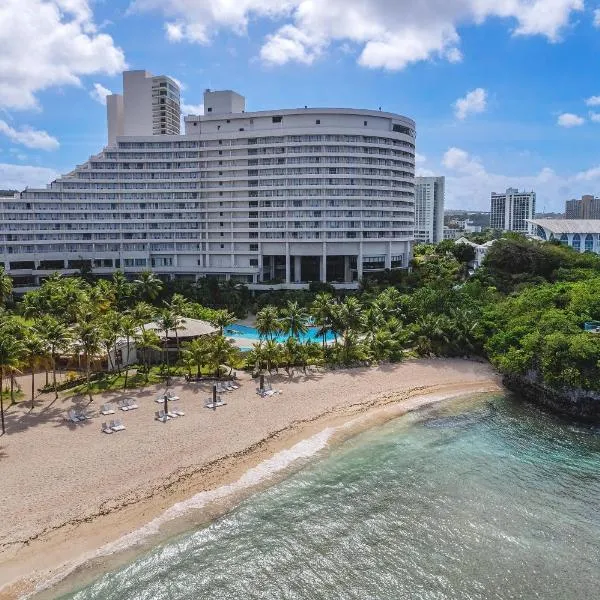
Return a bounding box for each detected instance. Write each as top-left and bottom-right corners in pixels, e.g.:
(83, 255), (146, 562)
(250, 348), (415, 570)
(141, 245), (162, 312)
(0, 359), (502, 598)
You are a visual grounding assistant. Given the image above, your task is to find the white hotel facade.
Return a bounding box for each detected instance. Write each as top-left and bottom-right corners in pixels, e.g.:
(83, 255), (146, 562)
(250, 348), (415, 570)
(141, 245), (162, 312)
(0, 70), (417, 290)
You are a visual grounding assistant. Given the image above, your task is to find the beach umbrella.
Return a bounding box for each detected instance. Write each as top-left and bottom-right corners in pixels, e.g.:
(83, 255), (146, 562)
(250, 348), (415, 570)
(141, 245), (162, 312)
(212, 384), (217, 410)
(163, 393), (168, 415)
(259, 374), (264, 392)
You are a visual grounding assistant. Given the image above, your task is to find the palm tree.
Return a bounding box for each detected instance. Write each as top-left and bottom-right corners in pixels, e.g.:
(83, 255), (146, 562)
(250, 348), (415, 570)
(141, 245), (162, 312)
(131, 301), (155, 332)
(210, 310), (236, 336)
(181, 337), (207, 378)
(156, 310), (177, 377)
(262, 339), (281, 374)
(22, 330), (45, 410)
(164, 294), (191, 320)
(73, 317), (102, 402)
(205, 334), (239, 378)
(0, 267), (13, 306)
(0, 333), (24, 433)
(100, 311), (121, 373)
(35, 317), (71, 400)
(134, 329), (161, 382)
(281, 337), (301, 376)
(119, 314), (138, 388)
(280, 301), (309, 339)
(255, 306), (281, 341)
(311, 293), (333, 349)
(134, 271), (164, 302)
(112, 271), (134, 310)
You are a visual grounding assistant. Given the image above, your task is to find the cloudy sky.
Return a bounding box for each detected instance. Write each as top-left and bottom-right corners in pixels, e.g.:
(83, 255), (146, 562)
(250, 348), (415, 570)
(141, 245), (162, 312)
(1, 0), (600, 211)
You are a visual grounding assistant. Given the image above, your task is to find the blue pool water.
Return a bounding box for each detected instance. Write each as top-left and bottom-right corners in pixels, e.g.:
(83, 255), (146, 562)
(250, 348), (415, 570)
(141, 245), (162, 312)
(224, 324), (334, 344)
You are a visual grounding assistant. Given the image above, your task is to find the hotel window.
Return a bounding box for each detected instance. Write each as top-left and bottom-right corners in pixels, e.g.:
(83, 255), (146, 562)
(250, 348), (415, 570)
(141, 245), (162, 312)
(272, 116), (282, 123)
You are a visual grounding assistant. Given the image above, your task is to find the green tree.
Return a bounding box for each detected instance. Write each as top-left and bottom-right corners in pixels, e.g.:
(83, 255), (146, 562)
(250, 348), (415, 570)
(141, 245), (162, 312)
(0, 267), (13, 306)
(134, 271), (164, 303)
(35, 316), (71, 400)
(210, 309), (236, 336)
(311, 293), (334, 349)
(0, 333), (23, 433)
(205, 334), (239, 378)
(255, 306), (281, 340)
(73, 315), (102, 402)
(280, 301), (309, 339)
(135, 329), (161, 381)
(22, 329), (45, 409)
(119, 314), (139, 388)
(181, 337), (207, 378)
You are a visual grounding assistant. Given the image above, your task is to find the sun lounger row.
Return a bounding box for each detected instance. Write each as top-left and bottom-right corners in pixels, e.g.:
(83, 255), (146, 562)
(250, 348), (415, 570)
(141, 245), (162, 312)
(65, 409), (92, 423)
(215, 381), (239, 393)
(118, 398), (139, 411)
(155, 408), (185, 422)
(155, 392), (180, 403)
(205, 399), (227, 409)
(101, 419), (126, 433)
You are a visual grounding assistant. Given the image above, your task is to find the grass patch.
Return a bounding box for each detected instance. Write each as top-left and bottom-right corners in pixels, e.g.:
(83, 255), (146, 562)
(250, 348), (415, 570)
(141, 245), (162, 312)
(0, 388), (26, 404)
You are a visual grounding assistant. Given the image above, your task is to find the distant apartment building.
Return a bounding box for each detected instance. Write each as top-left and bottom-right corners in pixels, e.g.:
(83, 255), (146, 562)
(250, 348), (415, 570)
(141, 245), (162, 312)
(414, 176), (444, 243)
(107, 70), (181, 144)
(565, 195), (600, 219)
(443, 227), (462, 240)
(490, 188), (536, 233)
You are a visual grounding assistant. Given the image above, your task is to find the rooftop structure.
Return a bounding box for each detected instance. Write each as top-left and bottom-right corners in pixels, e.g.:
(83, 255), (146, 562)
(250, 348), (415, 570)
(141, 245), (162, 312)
(0, 77), (417, 291)
(528, 219), (600, 254)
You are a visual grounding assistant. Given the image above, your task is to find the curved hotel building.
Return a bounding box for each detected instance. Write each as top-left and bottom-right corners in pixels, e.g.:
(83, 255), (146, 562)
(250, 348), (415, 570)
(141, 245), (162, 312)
(0, 70), (416, 290)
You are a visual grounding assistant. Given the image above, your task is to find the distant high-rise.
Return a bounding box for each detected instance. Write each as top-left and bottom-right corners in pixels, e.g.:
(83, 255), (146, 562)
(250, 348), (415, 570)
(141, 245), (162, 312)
(490, 188), (536, 233)
(106, 70), (181, 145)
(565, 195), (600, 219)
(414, 176), (444, 243)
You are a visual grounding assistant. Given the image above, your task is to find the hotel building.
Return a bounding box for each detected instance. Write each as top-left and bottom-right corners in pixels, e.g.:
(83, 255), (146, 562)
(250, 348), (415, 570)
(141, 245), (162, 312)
(565, 195), (600, 220)
(490, 188), (536, 234)
(0, 71), (416, 291)
(414, 176), (444, 244)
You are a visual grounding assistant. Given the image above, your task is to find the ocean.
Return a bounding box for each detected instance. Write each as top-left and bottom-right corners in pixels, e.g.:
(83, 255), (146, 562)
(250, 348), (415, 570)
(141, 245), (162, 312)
(59, 393), (600, 599)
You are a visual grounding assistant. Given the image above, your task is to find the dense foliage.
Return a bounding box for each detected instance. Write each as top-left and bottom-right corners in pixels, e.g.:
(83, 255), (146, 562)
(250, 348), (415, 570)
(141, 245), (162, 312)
(0, 233), (598, 433)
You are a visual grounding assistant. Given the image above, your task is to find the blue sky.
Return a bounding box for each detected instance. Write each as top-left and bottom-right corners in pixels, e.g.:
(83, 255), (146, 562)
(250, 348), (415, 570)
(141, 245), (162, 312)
(2, 0), (600, 211)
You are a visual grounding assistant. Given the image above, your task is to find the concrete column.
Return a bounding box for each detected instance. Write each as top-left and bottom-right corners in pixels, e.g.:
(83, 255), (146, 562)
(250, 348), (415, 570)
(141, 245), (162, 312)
(344, 256), (351, 282)
(258, 249), (263, 282)
(386, 241), (392, 269)
(285, 242), (290, 283)
(357, 242), (363, 281)
(294, 255), (302, 283)
(321, 242), (327, 282)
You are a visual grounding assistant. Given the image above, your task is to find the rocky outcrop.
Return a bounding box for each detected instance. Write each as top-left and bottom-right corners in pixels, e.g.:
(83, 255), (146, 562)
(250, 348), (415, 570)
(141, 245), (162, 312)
(503, 373), (600, 422)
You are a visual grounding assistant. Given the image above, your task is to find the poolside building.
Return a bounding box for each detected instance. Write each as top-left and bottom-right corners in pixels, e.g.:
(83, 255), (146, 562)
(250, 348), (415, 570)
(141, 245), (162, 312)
(528, 219), (600, 254)
(0, 69), (417, 291)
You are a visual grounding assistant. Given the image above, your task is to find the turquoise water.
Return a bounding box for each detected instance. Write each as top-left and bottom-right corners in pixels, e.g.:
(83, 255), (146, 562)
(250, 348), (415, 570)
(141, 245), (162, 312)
(224, 324), (335, 344)
(60, 394), (600, 599)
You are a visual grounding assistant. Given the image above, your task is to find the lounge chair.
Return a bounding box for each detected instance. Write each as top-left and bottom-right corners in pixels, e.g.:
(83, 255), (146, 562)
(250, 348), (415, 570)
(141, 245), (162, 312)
(155, 410), (169, 423)
(172, 409), (185, 417)
(223, 382), (234, 391)
(66, 409), (81, 423)
(205, 399), (227, 409)
(118, 399), (129, 411)
(110, 419), (126, 432)
(229, 382), (240, 390)
(166, 393), (180, 401)
(101, 422), (113, 434)
(77, 410), (92, 420)
(100, 403), (115, 415)
(125, 398), (139, 410)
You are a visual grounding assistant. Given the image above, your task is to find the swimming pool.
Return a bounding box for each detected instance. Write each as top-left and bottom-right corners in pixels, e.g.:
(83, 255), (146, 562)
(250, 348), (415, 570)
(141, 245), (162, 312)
(224, 324), (335, 344)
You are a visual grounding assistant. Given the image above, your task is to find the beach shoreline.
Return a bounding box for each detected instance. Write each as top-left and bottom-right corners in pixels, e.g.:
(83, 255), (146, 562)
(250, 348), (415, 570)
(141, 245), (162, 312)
(0, 359), (502, 599)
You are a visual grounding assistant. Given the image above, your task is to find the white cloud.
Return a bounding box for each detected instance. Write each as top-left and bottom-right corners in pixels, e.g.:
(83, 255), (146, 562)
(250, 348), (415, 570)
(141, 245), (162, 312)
(181, 102), (204, 115)
(442, 147), (485, 175)
(439, 146), (600, 211)
(90, 83), (112, 105)
(0, 120), (59, 150)
(0, 0), (126, 110)
(557, 112), (585, 127)
(130, 0), (582, 69)
(453, 88), (487, 120)
(594, 9), (600, 27)
(585, 95), (600, 106)
(0, 162), (60, 190)
(590, 112), (600, 123)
